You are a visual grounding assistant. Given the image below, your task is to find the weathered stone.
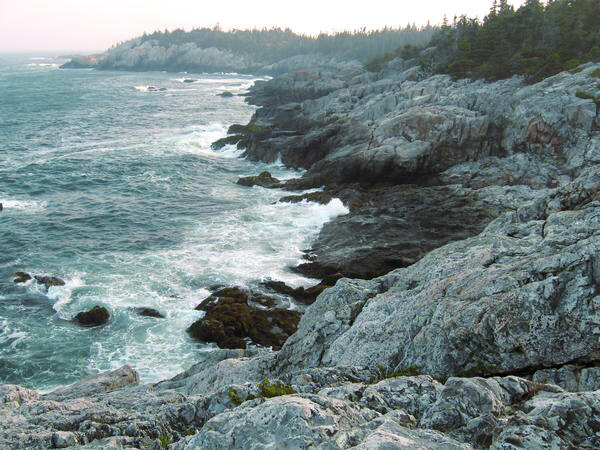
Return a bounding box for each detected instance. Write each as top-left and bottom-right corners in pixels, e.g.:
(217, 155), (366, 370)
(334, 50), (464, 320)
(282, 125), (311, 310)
(533, 364), (600, 392)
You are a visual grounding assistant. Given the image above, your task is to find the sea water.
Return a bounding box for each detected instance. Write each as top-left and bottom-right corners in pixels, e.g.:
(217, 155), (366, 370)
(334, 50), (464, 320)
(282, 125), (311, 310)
(0, 54), (348, 390)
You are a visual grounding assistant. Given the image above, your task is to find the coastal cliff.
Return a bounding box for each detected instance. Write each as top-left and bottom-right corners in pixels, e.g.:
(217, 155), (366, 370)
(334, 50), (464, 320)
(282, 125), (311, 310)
(3, 60), (600, 449)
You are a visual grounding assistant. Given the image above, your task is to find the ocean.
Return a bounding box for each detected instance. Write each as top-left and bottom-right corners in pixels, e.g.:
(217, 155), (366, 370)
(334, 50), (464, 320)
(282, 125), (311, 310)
(0, 54), (347, 391)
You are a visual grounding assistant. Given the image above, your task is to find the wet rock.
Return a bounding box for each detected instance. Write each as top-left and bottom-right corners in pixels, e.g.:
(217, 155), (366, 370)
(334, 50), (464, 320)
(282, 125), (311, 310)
(236, 171), (281, 188)
(278, 191), (333, 204)
(294, 183), (545, 279)
(0, 202), (3, 211)
(210, 134), (244, 150)
(13, 272), (31, 283)
(183, 79), (196, 83)
(218, 91), (234, 97)
(134, 307), (165, 319)
(260, 280), (334, 305)
(188, 287), (300, 350)
(34, 275), (65, 288)
(74, 306), (110, 327)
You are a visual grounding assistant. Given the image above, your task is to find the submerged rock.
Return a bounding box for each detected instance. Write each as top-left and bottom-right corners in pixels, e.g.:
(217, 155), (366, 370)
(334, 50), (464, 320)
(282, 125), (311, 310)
(183, 79), (196, 83)
(218, 91), (234, 97)
(13, 272), (31, 283)
(187, 287), (300, 350)
(134, 307), (165, 318)
(236, 171), (281, 188)
(74, 306), (110, 327)
(34, 275), (65, 288)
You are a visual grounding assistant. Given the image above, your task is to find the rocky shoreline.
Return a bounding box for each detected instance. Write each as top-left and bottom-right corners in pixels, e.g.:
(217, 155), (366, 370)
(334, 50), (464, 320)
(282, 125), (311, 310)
(3, 59), (600, 448)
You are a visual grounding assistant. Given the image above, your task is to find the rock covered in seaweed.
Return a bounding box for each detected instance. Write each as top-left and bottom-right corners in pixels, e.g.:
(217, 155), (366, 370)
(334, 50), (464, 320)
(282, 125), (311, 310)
(13, 272), (32, 283)
(187, 287), (300, 350)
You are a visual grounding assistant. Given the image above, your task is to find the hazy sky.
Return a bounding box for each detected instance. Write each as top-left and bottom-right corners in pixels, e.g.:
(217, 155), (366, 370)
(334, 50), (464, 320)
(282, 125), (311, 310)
(0, 0), (526, 53)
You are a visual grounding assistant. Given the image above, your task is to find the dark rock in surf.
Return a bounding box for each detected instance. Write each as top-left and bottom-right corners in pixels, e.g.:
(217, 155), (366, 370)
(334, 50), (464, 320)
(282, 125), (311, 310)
(0, 202), (3, 211)
(187, 287), (299, 350)
(34, 275), (66, 288)
(74, 306), (110, 327)
(218, 91), (234, 97)
(13, 272), (32, 283)
(261, 279), (338, 305)
(211, 135), (244, 150)
(134, 307), (165, 318)
(237, 171), (281, 188)
(278, 191), (333, 205)
(183, 79), (196, 83)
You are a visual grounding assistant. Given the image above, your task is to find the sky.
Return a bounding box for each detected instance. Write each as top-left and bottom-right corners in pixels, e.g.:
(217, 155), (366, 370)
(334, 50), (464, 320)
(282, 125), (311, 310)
(0, 0), (526, 53)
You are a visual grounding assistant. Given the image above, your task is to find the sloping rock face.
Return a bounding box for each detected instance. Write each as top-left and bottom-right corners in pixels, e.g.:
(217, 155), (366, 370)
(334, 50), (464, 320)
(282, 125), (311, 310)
(234, 61), (600, 279)
(274, 167), (600, 380)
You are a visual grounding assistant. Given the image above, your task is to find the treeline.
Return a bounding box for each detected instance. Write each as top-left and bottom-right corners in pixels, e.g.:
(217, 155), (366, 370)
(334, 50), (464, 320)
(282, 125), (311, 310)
(128, 25), (436, 64)
(428, 0), (600, 82)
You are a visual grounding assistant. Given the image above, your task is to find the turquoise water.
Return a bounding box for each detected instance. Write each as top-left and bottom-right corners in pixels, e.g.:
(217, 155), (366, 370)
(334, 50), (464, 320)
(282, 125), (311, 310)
(0, 55), (348, 390)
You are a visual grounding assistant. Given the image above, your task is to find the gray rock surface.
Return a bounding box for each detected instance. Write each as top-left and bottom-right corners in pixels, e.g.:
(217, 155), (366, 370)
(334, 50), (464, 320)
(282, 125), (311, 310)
(4, 61), (600, 448)
(236, 61), (600, 279)
(533, 365), (600, 392)
(273, 167), (600, 380)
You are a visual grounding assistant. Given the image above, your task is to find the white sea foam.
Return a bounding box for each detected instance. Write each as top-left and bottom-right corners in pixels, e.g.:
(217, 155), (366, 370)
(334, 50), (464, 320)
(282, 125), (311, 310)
(168, 123), (233, 156)
(0, 199), (47, 211)
(214, 143), (244, 158)
(27, 63), (59, 68)
(134, 85), (165, 92)
(48, 276), (86, 316)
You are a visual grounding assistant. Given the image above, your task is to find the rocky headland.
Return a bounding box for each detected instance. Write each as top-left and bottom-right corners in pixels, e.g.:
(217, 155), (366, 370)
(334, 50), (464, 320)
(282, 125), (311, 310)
(3, 59), (600, 449)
